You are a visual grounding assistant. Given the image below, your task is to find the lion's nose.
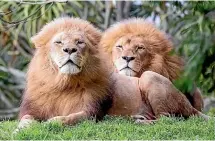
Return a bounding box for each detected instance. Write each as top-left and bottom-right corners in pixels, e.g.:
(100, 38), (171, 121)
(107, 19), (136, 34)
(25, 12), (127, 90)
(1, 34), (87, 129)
(63, 48), (77, 55)
(122, 56), (135, 62)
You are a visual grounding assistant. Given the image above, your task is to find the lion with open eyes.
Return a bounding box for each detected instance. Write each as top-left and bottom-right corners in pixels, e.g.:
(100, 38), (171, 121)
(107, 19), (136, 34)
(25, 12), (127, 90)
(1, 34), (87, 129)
(100, 18), (203, 111)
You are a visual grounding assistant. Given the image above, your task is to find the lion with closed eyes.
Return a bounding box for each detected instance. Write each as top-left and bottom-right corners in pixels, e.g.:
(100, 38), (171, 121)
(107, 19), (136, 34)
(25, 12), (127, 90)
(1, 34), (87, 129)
(100, 18), (203, 112)
(15, 17), (112, 132)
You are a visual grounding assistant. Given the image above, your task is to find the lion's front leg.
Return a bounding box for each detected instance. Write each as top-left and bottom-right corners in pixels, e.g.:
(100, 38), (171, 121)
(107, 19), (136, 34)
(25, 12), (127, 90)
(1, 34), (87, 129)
(13, 114), (36, 134)
(47, 111), (88, 125)
(138, 71), (199, 118)
(131, 115), (157, 124)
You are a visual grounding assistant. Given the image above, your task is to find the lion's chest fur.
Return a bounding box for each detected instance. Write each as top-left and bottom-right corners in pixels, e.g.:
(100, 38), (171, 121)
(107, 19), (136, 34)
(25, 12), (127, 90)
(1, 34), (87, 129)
(25, 87), (89, 120)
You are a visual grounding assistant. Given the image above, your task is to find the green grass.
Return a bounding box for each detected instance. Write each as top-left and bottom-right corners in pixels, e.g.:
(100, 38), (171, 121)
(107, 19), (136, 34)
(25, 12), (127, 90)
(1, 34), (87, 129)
(0, 116), (214, 140)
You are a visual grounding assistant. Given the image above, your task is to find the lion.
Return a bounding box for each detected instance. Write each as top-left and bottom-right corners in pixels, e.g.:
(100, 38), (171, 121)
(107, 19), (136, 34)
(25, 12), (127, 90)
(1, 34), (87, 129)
(16, 18), (209, 131)
(100, 18), (203, 112)
(16, 17), (112, 131)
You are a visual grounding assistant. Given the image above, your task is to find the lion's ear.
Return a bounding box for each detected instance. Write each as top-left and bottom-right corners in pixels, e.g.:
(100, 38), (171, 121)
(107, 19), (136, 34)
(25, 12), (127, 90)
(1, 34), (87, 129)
(31, 34), (45, 48)
(31, 30), (53, 48)
(83, 24), (102, 48)
(86, 33), (101, 47)
(31, 23), (57, 48)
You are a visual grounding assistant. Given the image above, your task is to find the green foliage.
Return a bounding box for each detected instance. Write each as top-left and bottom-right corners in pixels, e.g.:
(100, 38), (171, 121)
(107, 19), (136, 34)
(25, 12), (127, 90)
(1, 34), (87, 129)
(208, 107), (215, 116)
(0, 117), (215, 140)
(173, 2), (215, 95)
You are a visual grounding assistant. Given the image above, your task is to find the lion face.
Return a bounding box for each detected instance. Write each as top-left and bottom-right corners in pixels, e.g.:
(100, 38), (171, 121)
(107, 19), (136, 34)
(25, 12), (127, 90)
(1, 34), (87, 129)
(101, 18), (183, 79)
(31, 17), (102, 77)
(112, 35), (151, 77)
(50, 31), (88, 74)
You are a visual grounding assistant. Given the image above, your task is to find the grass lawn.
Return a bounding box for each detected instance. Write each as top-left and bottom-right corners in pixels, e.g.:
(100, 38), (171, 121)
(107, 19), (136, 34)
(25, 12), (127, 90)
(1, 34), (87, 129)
(0, 116), (214, 140)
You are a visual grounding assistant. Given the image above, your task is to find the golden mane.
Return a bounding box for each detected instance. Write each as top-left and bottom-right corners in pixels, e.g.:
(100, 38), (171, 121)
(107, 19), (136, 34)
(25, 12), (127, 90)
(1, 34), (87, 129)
(100, 18), (184, 81)
(29, 17), (104, 88)
(31, 17), (101, 48)
(19, 17), (112, 121)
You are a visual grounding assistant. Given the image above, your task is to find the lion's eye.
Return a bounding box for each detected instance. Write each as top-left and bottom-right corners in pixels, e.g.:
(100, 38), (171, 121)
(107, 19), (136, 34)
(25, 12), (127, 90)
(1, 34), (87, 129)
(116, 45), (123, 49)
(54, 41), (63, 44)
(77, 40), (84, 45)
(136, 46), (145, 50)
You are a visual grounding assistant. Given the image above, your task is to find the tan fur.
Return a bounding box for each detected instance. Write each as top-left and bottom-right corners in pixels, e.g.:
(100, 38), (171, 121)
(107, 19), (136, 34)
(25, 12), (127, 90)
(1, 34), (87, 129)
(19, 17), (111, 124)
(100, 18), (203, 111)
(107, 70), (209, 121)
(138, 71), (200, 118)
(97, 51), (208, 121)
(100, 18), (183, 81)
(18, 18), (208, 129)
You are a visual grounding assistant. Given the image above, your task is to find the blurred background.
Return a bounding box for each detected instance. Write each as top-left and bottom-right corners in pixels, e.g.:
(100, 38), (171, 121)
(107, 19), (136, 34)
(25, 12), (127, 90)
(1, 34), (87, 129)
(0, 1), (214, 120)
